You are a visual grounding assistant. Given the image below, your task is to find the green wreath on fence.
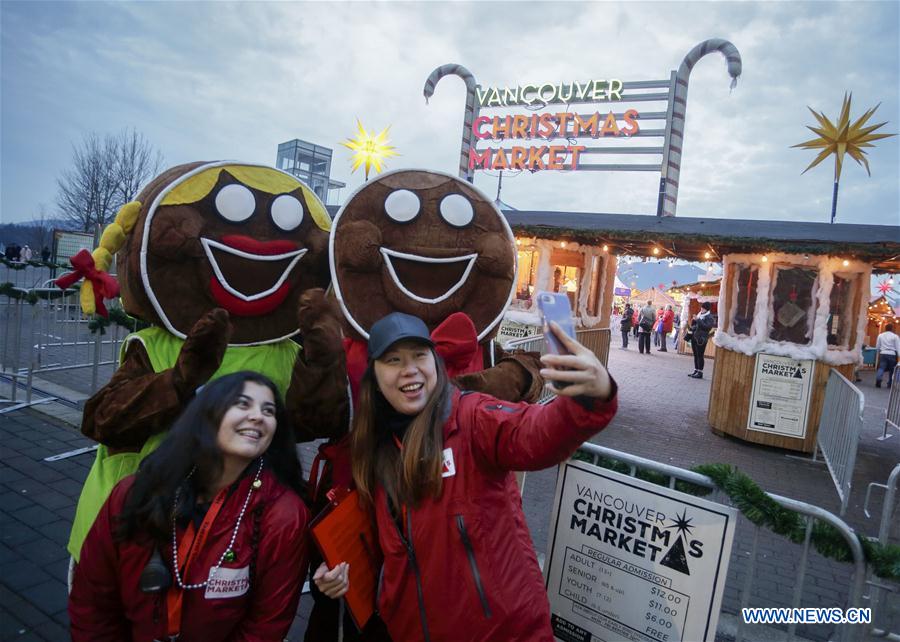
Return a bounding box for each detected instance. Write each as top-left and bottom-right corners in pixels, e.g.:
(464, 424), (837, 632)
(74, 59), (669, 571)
(582, 455), (900, 581)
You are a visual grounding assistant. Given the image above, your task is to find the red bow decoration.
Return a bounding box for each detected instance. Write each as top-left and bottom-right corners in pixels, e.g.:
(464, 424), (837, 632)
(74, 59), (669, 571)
(54, 249), (120, 317)
(429, 312), (482, 377)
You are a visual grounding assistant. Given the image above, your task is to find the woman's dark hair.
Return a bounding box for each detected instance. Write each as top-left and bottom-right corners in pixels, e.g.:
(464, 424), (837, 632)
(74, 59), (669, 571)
(351, 347), (452, 509)
(116, 371), (303, 544)
(701, 301), (712, 311)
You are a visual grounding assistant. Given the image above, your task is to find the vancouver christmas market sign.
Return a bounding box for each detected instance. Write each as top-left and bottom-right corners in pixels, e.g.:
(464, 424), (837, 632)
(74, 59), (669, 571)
(470, 79), (640, 172)
(424, 40), (742, 216)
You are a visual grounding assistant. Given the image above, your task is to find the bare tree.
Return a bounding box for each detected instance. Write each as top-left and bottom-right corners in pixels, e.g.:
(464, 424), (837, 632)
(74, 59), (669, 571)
(115, 128), (163, 204)
(56, 129), (163, 233)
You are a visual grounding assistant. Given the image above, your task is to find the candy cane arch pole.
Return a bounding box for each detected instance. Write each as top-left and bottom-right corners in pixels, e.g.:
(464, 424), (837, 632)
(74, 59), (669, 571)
(659, 39), (742, 217)
(424, 64), (479, 183)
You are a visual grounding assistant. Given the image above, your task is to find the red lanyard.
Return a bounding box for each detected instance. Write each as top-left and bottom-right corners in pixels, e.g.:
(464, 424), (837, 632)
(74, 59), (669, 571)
(165, 487), (229, 638)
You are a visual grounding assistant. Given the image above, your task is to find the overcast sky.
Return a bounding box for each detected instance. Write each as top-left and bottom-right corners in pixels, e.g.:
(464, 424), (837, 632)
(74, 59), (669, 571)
(2, 0), (898, 228)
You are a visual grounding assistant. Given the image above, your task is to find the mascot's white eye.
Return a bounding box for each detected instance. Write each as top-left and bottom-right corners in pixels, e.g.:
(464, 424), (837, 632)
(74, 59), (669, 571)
(215, 184), (256, 222)
(384, 190), (420, 223)
(271, 195), (304, 231)
(439, 194), (474, 227)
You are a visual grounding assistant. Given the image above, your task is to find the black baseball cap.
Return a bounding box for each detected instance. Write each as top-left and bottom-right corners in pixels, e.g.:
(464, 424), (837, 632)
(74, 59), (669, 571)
(368, 312), (434, 360)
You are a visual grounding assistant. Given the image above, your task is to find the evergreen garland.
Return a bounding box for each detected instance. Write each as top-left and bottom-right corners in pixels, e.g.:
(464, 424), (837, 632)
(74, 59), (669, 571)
(584, 456), (900, 581)
(693, 463), (900, 581)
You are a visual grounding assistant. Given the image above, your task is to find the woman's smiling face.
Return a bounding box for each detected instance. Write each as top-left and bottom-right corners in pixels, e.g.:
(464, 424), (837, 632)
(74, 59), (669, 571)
(216, 381), (278, 466)
(373, 340), (438, 416)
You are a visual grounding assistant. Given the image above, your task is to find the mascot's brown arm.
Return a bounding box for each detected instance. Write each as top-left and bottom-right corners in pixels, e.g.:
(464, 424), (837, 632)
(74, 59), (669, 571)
(453, 345), (545, 403)
(286, 289), (350, 442)
(82, 308), (230, 450)
(82, 342), (188, 450)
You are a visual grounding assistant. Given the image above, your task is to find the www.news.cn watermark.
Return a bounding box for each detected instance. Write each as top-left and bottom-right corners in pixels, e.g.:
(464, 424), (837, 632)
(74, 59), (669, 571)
(742, 608), (872, 625)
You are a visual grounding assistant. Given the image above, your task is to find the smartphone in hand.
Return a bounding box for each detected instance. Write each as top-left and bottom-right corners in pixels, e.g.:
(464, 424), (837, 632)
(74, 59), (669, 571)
(537, 291), (577, 356)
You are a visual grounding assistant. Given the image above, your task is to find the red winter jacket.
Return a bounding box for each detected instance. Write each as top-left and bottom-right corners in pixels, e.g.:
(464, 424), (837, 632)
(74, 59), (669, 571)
(69, 468), (309, 642)
(374, 387), (618, 642)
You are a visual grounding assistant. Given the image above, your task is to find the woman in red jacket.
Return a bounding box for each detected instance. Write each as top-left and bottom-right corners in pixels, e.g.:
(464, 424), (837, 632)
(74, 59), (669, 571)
(69, 371), (309, 642)
(316, 312), (617, 642)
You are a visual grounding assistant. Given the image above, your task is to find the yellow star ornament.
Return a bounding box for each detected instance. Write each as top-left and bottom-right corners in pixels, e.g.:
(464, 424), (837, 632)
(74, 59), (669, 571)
(341, 120), (399, 181)
(792, 92), (895, 181)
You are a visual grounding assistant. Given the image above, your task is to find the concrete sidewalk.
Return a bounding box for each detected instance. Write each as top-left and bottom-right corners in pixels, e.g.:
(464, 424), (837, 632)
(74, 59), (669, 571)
(1, 344), (898, 641)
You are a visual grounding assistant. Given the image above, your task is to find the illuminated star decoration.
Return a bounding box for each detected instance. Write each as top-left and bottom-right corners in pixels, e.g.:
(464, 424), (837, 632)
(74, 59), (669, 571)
(878, 280), (895, 296)
(791, 92), (895, 223)
(666, 510), (694, 538)
(341, 120), (399, 181)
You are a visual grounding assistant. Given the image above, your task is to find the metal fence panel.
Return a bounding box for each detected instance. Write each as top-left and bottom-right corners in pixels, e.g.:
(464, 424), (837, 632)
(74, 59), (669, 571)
(878, 365), (900, 441)
(816, 370), (865, 516)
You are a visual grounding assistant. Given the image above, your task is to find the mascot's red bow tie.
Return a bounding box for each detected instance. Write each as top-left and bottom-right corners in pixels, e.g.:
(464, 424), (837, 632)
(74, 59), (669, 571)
(430, 312), (481, 376)
(54, 249), (121, 318)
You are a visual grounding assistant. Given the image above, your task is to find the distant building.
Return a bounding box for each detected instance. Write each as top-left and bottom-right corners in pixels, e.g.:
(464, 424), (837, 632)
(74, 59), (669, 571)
(275, 139), (346, 205)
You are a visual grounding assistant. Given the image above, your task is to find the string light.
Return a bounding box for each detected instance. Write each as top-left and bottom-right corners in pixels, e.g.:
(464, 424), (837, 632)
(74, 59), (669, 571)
(561, 241), (567, 248)
(704, 251), (712, 260)
(761, 255), (768, 263)
(602, 244), (609, 252)
(516, 239), (522, 245)
(842, 259), (850, 267)
(652, 247), (660, 255)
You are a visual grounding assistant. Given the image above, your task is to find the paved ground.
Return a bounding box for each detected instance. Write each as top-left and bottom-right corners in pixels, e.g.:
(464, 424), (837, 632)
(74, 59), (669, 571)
(1, 335), (898, 641)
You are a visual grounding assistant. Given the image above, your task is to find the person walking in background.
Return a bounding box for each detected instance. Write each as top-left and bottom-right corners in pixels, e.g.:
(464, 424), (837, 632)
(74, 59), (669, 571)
(687, 302), (716, 379)
(620, 303), (633, 349)
(653, 307), (663, 348)
(21, 245), (33, 261)
(632, 305), (640, 338)
(875, 323), (900, 388)
(657, 305), (675, 352)
(672, 314), (681, 349)
(637, 300), (655, 355)
(41, 246), (51, 262)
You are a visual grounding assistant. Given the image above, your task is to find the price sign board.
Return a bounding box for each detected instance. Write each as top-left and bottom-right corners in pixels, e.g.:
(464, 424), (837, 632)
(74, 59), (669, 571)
(544, 460), (736, 642)
(747, 353), (815, 438)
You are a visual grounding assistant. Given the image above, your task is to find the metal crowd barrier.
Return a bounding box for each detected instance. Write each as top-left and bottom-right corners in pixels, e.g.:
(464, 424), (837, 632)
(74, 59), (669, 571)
(573, 442), (868, 642)
(863, 463), (900, 640)
(1, 266), (128, 406)
(877, 365), (900, 441)
(814, 370), (865, 516)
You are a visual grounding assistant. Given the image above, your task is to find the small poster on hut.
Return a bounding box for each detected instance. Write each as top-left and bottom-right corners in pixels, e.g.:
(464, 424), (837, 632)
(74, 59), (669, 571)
(544, 460), (736, 642)
(747, 353), (815, 438)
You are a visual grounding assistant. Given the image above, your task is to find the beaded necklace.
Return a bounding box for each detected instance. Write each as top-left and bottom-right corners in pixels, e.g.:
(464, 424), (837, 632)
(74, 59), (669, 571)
(170, 457), (264, 590)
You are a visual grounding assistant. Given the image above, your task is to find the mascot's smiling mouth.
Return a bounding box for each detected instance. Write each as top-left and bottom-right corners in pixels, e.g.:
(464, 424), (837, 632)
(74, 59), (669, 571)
(201, 235), (307, 317)
(380, 247), (478, 304)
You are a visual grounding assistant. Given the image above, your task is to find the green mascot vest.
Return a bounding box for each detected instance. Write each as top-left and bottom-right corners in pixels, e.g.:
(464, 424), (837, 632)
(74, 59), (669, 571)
(67, 327), (300, 560)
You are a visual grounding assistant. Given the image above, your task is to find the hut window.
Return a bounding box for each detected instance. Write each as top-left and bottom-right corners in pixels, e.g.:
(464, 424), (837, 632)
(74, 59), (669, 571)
(515, 248), (539, 300)
(769, 266), (817, 345)
(586, 255), (604, 316)
(551, 248), (583, 309)
(729, 264), (758, 336)
(826, 273), (860, 349)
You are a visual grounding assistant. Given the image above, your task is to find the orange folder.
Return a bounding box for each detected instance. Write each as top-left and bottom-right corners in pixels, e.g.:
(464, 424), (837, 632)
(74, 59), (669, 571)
(309, 487), (382, 630)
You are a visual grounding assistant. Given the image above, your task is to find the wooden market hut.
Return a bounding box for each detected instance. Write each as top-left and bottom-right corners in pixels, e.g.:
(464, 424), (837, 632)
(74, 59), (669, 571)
(502, 210), (900, 453)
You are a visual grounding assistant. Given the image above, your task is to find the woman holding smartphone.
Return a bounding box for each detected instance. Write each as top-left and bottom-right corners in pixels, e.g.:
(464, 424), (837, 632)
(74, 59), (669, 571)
(315, 311), (617, 642)
(70, 372), (309, 642)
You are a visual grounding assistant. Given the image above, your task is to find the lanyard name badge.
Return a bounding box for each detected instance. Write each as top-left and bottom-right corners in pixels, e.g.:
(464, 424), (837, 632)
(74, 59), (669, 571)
(164, 487), (229, 640)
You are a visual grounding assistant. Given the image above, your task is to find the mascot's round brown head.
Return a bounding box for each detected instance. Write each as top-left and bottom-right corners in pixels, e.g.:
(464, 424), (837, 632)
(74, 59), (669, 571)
(330, 169), (516, 341)
(118, 161), (332, 345)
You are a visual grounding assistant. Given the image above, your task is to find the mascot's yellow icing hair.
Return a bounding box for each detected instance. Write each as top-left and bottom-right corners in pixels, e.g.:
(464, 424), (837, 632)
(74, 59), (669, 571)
(75, 163), (329, 315)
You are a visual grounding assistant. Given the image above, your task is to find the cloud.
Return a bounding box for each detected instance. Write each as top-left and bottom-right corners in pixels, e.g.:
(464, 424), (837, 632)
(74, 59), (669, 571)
(1, 0), (897, 229)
